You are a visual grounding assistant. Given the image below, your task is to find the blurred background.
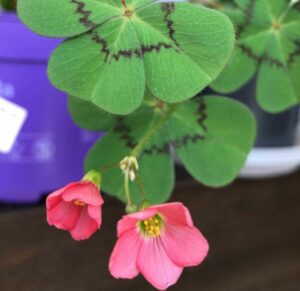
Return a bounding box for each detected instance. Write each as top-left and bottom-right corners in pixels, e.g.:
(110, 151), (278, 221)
(0, 1), (300, 291)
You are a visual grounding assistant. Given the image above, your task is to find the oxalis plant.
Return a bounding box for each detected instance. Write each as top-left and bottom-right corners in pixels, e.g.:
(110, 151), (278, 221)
(18, 0), (256, 289)
(210, 0), (300, 113)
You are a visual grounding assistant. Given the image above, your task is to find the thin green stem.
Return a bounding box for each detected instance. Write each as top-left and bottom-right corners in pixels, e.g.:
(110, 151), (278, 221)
(134, 169), (145, 199)
(124, 171), (133, 206)
(130, 104), (179, 157)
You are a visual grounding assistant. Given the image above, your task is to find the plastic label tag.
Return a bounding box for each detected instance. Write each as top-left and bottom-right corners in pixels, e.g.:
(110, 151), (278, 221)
(0, 96), (28, 154)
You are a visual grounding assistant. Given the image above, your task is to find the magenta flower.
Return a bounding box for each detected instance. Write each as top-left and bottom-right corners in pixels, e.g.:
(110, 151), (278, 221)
(46, 180), (103, 241)
(109, 202), (209, 290)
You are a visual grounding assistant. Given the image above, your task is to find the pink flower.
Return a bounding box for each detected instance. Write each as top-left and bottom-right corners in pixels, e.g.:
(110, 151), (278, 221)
(46, 180), (104, 241)
(109, 202), (209, 290)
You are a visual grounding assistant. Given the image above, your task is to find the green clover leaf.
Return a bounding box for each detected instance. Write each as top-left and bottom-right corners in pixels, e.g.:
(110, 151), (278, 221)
(85, 104), (175, 204)
(68, 96), (116, 131)
(211, 0), (300, 112)
(168, 95), (256, 186)
(18, 0), (234, 114)
(83, 95), (255, 203)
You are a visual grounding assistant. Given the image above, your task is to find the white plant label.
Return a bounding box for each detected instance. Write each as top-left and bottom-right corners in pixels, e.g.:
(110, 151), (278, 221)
(0, 96), (28, 154)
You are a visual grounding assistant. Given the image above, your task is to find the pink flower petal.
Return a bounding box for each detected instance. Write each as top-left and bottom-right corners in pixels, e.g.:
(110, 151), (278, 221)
(62, 182), (103, 206)
(70, 207), (98, 241)
(117, 208), (157, 237)
(87, 205), (102, 228)
(161, 225), (209, 267)
(150, 203), (194, 227)
(47, 201), (81, 230)
(46, 186), (67, 210)
(109, 229), (142, 279)
(137, 238), (183, 290)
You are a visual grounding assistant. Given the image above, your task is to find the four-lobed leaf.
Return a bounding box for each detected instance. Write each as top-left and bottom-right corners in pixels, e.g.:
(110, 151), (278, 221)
(211, 0), (300, 113)
(18, 0), (234, 114)
(82, 95), (256, 202)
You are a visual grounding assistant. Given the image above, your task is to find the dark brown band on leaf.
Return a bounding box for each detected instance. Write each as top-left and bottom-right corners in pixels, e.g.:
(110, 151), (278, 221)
(144, 144), (170, 155)
(110, 42), (174, 62)
(114, 117), (137, 149)
(170, 134), (205, 149)
(90, 28), (176, 62)
(237, 44), (285, 69)
(262, 54), (285, 69)
(144, 133), (206, 156)
(161, 3), (179, 47)
(196, 97), (208, 132)
(288, 40), (300, 67)
(236, 0), (256, 38)
(237, 43), (260, 62)
(145, 97), (208, 155)
(71, 0), (95, 28)
(90, 30), (110, 61)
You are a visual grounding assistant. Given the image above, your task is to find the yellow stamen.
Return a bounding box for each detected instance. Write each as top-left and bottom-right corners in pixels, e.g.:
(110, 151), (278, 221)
(73, 199), (85, 207)
(141, 215), (162, 238)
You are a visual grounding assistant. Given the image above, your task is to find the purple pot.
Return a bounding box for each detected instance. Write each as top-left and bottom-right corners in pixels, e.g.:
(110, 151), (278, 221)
(0, 12), (99, 203)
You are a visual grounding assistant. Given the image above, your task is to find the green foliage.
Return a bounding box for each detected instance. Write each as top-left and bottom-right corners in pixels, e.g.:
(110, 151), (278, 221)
(85, 104), (175, 204)
(1, 0), (17, 10)
(68, 96), (115, 131)
(18, 0), (234, 115)
(18, 0), (256, 205)
(211, 0), (300, 113)
(81, 95), (256, 203)
(168, 96), (255, 186)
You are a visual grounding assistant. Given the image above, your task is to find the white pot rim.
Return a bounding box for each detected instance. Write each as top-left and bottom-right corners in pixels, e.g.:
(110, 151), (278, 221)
(240, 144), (300, 178)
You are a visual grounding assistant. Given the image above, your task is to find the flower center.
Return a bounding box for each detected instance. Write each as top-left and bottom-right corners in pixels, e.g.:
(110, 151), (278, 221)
(121, 0), (134, 18)
(272, 21), (281, 31)
(73, 199), (85, 207)
(140, 215), (162, 238)
(123, 8), (133, 18)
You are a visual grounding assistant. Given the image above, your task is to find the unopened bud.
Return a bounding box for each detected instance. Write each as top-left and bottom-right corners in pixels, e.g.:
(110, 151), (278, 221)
(120, 156), (139, 181)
